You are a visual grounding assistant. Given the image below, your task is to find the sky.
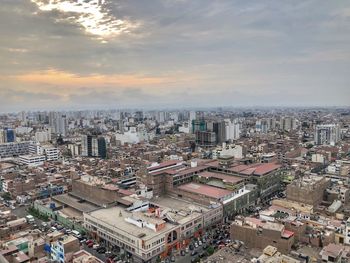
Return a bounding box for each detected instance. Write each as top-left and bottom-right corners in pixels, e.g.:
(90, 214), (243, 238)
(0, 0), (349, 112)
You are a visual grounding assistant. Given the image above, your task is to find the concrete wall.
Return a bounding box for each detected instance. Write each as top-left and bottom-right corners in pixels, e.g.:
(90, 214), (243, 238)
(230, 224), (294, 254)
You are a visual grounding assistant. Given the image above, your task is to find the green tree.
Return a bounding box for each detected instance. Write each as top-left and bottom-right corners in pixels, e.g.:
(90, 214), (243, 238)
(206, 246), (215, 255)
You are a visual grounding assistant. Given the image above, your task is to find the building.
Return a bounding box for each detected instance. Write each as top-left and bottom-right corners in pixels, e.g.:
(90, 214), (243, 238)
(72, 250), (104, 263)
(27, 142), (59, 161)
(256, 246), (301, 263)
(286, 175), (330, 207)
(84, 206), (179, 263)
(195, 131), (216, 147)
(50, 235), (80, 263)
(320, 243), (345, 263)
(18, 154), (46, 167)
(315, 124), (340, 146)
(35, 130), (52, 143)
(230, 216), (295, 254)
(3, 128), (16, 143)
(84, 195), (223, 263)
(212, 143), (243, 159)
(82, 135), (107, 158)
(0, 141), (32, 159)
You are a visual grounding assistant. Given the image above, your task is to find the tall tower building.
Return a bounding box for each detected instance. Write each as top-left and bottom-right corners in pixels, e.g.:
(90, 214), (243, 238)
(81, 135), (106, 158)
(315, 124), (340, 146)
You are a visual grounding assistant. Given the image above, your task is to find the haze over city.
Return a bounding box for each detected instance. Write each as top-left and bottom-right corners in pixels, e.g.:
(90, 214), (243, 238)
(0, 0), (350, 112)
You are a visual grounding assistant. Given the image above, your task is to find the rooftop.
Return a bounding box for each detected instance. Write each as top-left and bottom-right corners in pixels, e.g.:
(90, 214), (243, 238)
(198, 171), (244, 184)
(86, 206), (178, 241)
(177, 183), (233, 199)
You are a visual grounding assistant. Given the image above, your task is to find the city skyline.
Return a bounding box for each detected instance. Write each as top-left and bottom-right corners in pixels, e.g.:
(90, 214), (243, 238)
(1, 0), (350, 112)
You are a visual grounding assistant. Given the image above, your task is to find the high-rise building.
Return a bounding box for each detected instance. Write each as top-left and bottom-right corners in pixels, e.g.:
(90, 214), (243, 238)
(35, 130), (52, 143)
(3, 128), (15, 143)
(281, 117), (297, 131)
(56, 114), (67, 136)
(81, 135), (107, 158)
(315, 124), (340, 146)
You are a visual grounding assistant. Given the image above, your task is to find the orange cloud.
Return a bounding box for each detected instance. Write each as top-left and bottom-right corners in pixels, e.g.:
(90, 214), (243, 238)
(14, 69), (169, 88)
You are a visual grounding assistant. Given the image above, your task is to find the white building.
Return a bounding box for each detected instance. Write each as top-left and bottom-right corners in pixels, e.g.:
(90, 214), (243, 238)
(225, 119), (240, 141)
(28, 142), (59, 161)
(212, 143), (243, 159)
(35, 130), (52, 143)
(19, 154), (46, 167)
(311, 153), (325, 164)
(315, 124), (340, 146)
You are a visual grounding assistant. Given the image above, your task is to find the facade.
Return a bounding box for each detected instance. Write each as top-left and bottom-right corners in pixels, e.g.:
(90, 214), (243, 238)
(82, 135), (107, 158)
(84, 206), (179, 263)
(0, 141), (32, 159)
(195, 131), (216, 147)
(35, 130), (51, 143)
(3, 128), (16, 143)
(50, 235), (80, 263)
(286, 175), (330, 207)
(84, 196), (223, 263)
(315, 124), (340, 146)
(26, 143), (59, 162)
(18, 154), (46, 167)
(230, 216), (295, 254)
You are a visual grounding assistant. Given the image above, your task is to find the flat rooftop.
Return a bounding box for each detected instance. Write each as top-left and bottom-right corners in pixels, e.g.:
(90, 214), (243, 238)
(198, 171), (244, 184)
(150, 196), (215, 225)
(229, 163), (281, 176)
(87, 206), (178, 241)
(177, 183), (233, 199)
(53, 194), (98, 213)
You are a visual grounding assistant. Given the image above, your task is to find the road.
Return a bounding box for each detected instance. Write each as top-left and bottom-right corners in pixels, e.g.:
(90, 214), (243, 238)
(12, 204), (44, 227)
(82, 243), (108, 262)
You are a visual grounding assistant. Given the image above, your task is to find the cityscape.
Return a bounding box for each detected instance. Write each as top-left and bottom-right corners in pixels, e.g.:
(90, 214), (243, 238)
(1, 1), (350, 263)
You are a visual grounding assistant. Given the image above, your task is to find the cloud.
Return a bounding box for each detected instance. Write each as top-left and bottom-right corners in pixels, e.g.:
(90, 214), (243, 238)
(0, 0), (349, 111)
(31, 0), (140, 38)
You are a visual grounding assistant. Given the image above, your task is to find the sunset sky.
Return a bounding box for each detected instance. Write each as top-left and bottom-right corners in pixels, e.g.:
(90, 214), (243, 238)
(0, 0), (350, 112)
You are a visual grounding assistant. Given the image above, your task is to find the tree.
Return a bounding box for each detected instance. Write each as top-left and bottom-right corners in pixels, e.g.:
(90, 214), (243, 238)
(206, 246), (215, 255)
(1, 192), (12, 201)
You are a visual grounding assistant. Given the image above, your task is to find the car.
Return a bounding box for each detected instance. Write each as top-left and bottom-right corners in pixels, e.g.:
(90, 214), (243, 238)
(87, 242), (94, 248)
(189, 244), (194, 251)
(93, 244), (100, 250)
(198, 240), (202, 246)
(86, 239), (93, 244)
(191, 257), (199, 263)
(194, 242), (198, 248)
(170, 256), (175, 262)
(185, 247), (189, 253)
(180, 250), (185, 256)
(113, 256), (121, 262)
(79, 239), (86, 244)
(97, 247), (106, 253)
